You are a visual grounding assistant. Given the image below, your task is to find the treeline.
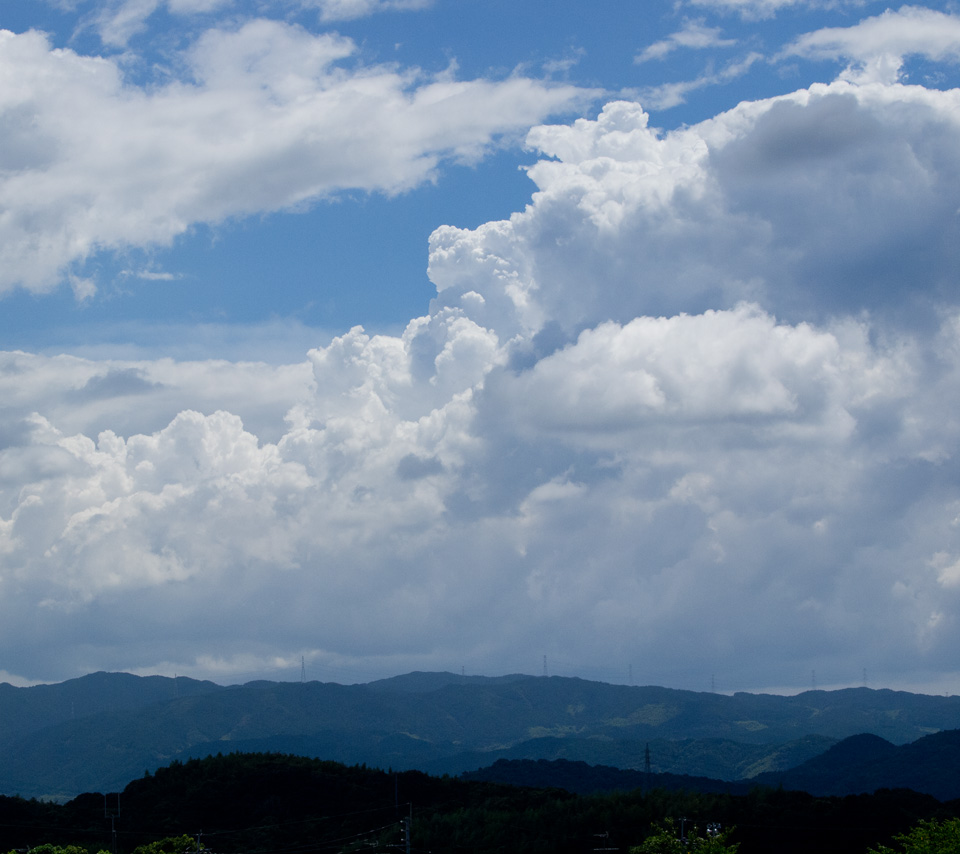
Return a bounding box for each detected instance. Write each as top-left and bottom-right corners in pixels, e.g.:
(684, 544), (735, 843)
(2, 752), (959, 854)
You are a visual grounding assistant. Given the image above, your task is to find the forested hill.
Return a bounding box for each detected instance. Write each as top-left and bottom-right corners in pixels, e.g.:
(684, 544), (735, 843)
(2, 671), (959, 799)
(752, 728), (960, 799)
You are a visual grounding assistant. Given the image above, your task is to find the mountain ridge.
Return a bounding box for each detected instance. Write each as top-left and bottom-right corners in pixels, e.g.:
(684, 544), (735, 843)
(2, 671), (959, 800)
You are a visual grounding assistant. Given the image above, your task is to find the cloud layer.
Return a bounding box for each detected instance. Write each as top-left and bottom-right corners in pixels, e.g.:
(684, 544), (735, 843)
(3, 44), (960, 691)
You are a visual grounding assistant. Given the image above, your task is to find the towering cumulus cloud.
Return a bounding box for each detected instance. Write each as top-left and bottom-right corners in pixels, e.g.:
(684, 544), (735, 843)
(2, 70), (960, 689)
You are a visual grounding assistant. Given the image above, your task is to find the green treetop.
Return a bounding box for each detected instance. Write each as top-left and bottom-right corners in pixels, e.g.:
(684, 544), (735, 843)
(631, 819), (739, 854)
(130, 835), (198, 854)
(869, 818), (960, 854)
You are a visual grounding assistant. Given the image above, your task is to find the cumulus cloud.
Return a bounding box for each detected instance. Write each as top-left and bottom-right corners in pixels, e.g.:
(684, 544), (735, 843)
(0, 350), (311, 444)
(3, 66), (960, 689)
(487, 305), (903, 442)
(431, 85), (960, 332)
(0, 21), (590, 296)
(784, 6), (960, 84)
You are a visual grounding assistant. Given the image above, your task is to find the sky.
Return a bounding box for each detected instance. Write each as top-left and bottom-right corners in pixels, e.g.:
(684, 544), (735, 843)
(2, 0), (960, 695)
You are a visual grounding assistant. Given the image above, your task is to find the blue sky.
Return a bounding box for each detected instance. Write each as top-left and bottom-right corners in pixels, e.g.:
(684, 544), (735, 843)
(3, 0), (960, 693)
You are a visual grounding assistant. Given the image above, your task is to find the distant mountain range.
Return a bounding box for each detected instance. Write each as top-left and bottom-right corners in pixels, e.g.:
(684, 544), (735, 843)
(1, 671), (959, 801)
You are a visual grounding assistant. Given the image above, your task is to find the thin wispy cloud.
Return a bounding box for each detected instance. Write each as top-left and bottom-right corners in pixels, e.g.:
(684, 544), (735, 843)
(685, 0), (863, 19)
(636, 19), (737, 63)
(638, 51), (764, 108)
(92, 0), (234, 46)
(85, 0), (432, 45)
(305, 0), (434, 23)
(120, 269), (182, 281)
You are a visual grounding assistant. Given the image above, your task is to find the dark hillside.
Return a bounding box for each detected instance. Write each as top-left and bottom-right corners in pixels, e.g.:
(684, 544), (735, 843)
(0, 672), (219, 747)
(418, 733), (836, 779)
(462, 757), (755, 795)
(755, 729), (960, 799)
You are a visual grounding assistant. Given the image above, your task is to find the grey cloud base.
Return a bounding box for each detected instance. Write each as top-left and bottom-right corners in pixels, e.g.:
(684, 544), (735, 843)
(2, 80), (960, 692)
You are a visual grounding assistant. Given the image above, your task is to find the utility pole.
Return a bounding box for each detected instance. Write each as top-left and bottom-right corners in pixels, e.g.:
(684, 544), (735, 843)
(104, 793), (120, 854)
(401, 804), (412, 854)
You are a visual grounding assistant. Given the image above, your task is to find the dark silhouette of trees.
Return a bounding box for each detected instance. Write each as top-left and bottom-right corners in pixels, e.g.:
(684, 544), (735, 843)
(3, 753), (960, 854)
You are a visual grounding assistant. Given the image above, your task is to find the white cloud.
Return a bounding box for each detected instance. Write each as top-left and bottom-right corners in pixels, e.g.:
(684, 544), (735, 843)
(427, 85), (960, 345)
(685, 0), (861, 19)
(933, 551), (960, 588)
(784, 6), (960, 84)
(119, 269), (181, 281)
(95, 0), (161, 46)
(93, 0), (234, 46)
(487, 305), (905, 444)
(0, 349), (312, 444)
(638, 51), (764, 109)
(4, 74), (960, 689)
(302, 0), (434, 23)
(636, 19), (737, 63)
(91, 0), (429, 46)
(0, 21), (591, 296)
